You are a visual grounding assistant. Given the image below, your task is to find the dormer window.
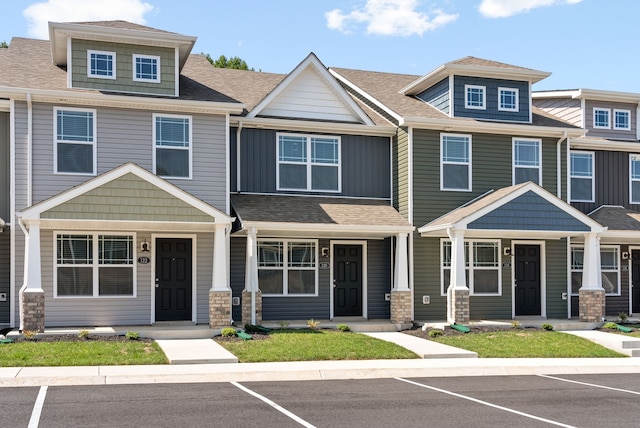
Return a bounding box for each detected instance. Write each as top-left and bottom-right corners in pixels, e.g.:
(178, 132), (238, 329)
(499, 87), (519, 112)
(465, 85), (486, 110)
(87, 50), (115, 79)
(133, 54), (160, 83)
(614, 109), (631, 130)
(593, 108), (610, 129)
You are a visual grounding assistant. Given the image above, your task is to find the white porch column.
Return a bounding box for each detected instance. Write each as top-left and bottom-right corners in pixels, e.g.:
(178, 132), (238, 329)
(211, 223), (229, 291)
(22, 222), (43, 292)
(393, 233), (409, 291)
(446, 228), (469, 325)
(243, 227), (260, 325)
(580, 232), (603, 291)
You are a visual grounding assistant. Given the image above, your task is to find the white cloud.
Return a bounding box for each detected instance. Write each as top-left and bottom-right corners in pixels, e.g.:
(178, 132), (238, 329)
(23, 0), (154, 39)
(326, 0), (458, 37)
(478, 0), (583, 18)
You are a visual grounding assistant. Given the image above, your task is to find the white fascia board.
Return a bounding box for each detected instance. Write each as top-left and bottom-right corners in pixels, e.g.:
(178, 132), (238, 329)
(230, 116), (396, 137)
(532, 90), (581, 99)
(570, 137), (640, 151)
(420, 228), (582, 239)
(574, 89), (640, 103)
(241, 221), (414, 235)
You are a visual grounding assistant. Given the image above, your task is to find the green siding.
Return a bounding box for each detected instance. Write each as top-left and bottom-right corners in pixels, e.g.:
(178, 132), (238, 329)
(546, 239), (568, 318)
(394, 127), (410, 219)
(71, 39), (176, 96)
(41, 173), (214, 222)
(413, 237), (446, 321)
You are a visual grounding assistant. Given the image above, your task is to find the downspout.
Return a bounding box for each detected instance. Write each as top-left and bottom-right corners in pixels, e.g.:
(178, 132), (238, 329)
(556, 131), (567, 199)
(236, 121), (243, 193)
(17, 217), (28, 331)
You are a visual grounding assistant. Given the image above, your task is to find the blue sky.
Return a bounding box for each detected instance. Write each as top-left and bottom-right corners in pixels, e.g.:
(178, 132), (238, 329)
(1, 0), (638, 93)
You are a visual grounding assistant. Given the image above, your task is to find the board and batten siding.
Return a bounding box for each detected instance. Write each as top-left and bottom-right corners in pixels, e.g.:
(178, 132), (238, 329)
(584, 100), (637, 140)
(229, 237), (246, 322)
(532, 97), (582, 127)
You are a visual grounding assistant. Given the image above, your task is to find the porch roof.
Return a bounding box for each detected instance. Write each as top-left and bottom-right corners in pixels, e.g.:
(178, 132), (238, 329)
(588, 205), (640, 242)
(231, 194), (413, 238)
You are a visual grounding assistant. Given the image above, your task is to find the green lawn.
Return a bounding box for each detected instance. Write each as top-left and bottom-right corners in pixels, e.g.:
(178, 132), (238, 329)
(432, 330), (625, 358)
(0, 340), (168, 367)
(216, 329), (419, 362)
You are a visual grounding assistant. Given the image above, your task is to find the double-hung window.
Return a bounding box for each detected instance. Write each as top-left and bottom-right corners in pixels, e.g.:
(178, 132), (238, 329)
(513, 138), (541, 185)
(571, 246), (619, 295)
(54, 107), (96, 175)
(593, 108), (610, 129)
(133, 54), (160, 82)
(154, 114), (192, 179)
(277, 133), (340, 192)
(570, 151), (594, 202)
(499, 87), (519, 112)
(441, 133), (471, 191)
(630, 154), (640, 204)
(441, 239), (501, 295)
(56, 233), (135, 297)
(614, 109), (631, 130)
(257, 240), (317, 296)
(87, 50), (115, 79)
(465, 85), (486, 110)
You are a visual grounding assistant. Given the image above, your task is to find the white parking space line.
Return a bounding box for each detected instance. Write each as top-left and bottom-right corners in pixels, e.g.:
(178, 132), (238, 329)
(231, 382), (317, 428)
(28, 385), (48, 428)
(396, 378), (576, 428)
(538, 374), (640, 395)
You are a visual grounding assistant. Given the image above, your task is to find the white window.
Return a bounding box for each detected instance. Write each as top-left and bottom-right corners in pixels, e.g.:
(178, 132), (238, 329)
(55, 233), (136, 297)
(153, 114), (192, 179)
(87, 50), (116, 79)
(571, 246), (619, 296)
(133, 54), (160, 83)
(593, 108), (610, 129)
(513, 138), (541, 185)
(630, 154), (640, 204)
(441, 239), (501, 295)
(441, 133), (471, 191)
(499, 87), (519, 112)
(465, 85), (486, 110)
(614, 109), (631, 130)
(257, 240), (318, 296)
(570, 151), (594, 202)
(277, 133), (340, 192)
(54, 107), (97, 175)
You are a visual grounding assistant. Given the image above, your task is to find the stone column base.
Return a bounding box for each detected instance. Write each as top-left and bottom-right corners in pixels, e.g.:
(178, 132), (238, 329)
(390, 290), (412, 324)
(209, 290), (232, 328)
(447, 287), (469, 324)
(579, 289), (605, 322)
(241, 290), (262, 326)
(22, 290), (45, 333)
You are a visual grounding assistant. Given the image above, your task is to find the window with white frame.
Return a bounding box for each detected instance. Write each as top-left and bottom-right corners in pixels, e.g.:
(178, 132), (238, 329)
(277, 133), (340, 192)
(441, 240), (501, 295)
(56, 233), (135, 297)
(513, 138), (541, 185)
(257, 240), (317, 296)
(593, 108), (610, 129)
(630, 154), (640, 204)
(87, 50), (115, 79)
(614, 109), (631, 130)
(499, 87), (519, 112)
(154, 114), (192, 178)
(54, 107), (96, 175)
(570, 151), (594, 202)
(465, 85), (486, 110)
(571, 246), (619, 295)
(133, 54), (160, 82)
(441, 133), (471, 191)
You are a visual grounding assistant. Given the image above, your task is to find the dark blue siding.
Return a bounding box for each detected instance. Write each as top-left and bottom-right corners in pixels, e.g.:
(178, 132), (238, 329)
(417, 78), (450, 115)
(452, 76), (530, 122)
(229, 237), (245, 322)
(469, 191), (591, 231)
(367, 238), (392, 319)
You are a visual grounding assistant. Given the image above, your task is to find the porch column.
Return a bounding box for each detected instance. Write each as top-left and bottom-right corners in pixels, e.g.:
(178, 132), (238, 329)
(391, 232), (411, 325)
(242, 227), (262, 326)
(209, 223), (232, 328)
(579, 232), (605, 322)
(21, 222), (45, 333)
(447, 228), (469, 325)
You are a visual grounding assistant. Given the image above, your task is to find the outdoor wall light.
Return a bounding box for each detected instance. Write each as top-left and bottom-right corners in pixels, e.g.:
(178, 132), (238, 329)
(141, 240), (151, 253)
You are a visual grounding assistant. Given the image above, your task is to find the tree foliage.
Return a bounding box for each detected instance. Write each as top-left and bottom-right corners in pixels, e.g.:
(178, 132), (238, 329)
(203, 53), (254, 71)
(0, 41), (8, 48)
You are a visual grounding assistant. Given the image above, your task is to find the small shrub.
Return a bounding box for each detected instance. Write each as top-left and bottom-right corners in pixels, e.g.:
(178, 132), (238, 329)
(618, 312), (629, 323)
(337, 324), (350, 332)
(78, 329), (90, 339)
(244, 324), (260, 333)
(125, 331), (140, 340)
(541, 323), (554, 331)
(22, 330), (37, 340)
(307, 319), (320, 330)
(221, 327), (237, 337)
(428, 329), (444, 338)
(511, 321), (522, 329)
(602, 322), (618, 330)
(277, 320), (290, 328)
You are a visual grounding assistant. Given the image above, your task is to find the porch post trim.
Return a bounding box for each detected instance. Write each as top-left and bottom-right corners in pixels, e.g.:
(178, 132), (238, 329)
(393, 232), (409, 291)
(580, 232), (603, 291)
(211, 223), (229, 291)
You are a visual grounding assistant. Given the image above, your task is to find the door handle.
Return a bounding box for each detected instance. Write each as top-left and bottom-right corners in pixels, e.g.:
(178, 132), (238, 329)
(155, 278), (159, 288)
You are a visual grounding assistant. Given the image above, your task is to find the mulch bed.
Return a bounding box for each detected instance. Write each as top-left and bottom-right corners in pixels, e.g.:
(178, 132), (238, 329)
(403, 325), (542, 339)
(5, 334), (153, 343)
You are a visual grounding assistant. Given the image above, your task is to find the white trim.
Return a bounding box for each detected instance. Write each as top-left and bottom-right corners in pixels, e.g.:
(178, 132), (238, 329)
(87, 50), (116, 80)
(464, 84), (486, 110)
(9, 99), (15, 327)
(593, 107), (611, 129)
(66, 37), (72, 89)
(408, 127), (414, 224)
(440, 238), (502, 296)
(53, 106), (97, 176)
(498, 87), (519, 112)
(440, 133), (472, 192)
(511, 240), (546, 318)
(570, 244), (621, 297)
(132, 54), (161, 83)
(257, 238), (319, 297)
(569, 150), (594, 203)
(629, 246), (640, 315)
(614, 109), (631, 130)
(512, 138), (541, 186)
(630, 154), (640, 204)
(330, 240), (367, 319)
(152, 113), (193, 180)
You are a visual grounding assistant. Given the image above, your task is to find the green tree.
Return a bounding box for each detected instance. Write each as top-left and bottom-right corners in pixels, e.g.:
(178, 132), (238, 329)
(0, 41), (8, 48)
(203, 53), (254, 71)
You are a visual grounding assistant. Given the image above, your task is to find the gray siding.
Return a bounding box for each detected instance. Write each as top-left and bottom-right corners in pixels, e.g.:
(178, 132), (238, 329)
(195, 233), (215, 324)
(366, 238), (392, 319)
(0, 231), (9, 325)
(584, 100), (637, 140)
(417, 78), (450, 115)
(235, 128), (390, 198)
(13, 102), (28, 326)
(532, 97), (582, 127)
(452, 76), (531, 122)
(0, 112), (8, 220)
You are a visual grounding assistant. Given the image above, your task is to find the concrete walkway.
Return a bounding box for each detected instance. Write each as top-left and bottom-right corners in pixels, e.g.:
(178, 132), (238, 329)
(364, 332), (478, 358)
(563, 330), (640, 357)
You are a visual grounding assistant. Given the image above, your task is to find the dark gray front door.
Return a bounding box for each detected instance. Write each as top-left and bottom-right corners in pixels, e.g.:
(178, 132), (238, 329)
(632, 250), (640, 314)
(334, 244), (363, 317)
(155, 238), (192, 321)
(515, 244), (541, 316)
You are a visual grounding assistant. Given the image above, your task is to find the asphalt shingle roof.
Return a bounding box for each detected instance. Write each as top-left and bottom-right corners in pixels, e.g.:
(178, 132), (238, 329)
(589, 206), (640, 231)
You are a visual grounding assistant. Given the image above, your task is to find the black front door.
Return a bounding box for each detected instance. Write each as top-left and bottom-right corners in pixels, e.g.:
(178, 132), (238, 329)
(155, 238), (192, 321)
(632, 250), (640, 314)
(515, 244), (541, 316)
(333, 245), (363, 317)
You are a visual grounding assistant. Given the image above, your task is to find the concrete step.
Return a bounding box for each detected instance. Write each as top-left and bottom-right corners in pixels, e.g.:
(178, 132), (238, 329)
(621, 339), (640, 349)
